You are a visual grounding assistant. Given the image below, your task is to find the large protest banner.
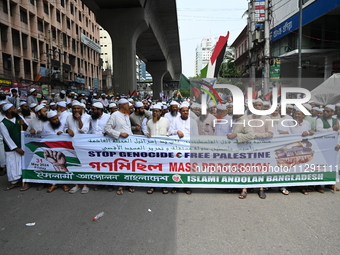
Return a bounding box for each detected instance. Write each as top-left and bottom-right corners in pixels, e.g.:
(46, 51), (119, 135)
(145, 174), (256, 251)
(22, 131), (338, 188)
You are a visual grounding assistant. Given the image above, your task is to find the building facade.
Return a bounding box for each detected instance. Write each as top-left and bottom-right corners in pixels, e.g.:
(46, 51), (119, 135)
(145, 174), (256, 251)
(195, 38), (214, 76)
(0, 0), (102, 94)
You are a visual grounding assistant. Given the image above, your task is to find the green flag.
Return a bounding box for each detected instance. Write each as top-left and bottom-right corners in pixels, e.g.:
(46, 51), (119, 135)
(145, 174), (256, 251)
(179, 74), (190, 90)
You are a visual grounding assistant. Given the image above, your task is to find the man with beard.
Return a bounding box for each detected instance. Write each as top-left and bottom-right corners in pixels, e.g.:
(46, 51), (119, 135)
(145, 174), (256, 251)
(49, 102), (57, 112)
(164, 101), (180, 125)
(0, 104), (29, 191)
(27, 105), (48, 134)
(195, 103), (216, 136)
(89, 102), (110, 135)
(104, 98), (134, 195)
(57, 101), (70, 131)
(247, 99), (274, 199)
(142, 99), (150, 111)
(42, 111), (69, 193)
(27, 88), (38, 106)
(19, 101), (35, 125)
(0, 100), (8, 176)
(8, 89), (20, 109)
(100, 93), (109, 107)
(145, 104), (170, 194)
(108, 102), (118, 114)
(65, 101), (91, 194)
(129, 103), (134, 115)
(130, 101), (151, 135)
(0, 90), (7, 102)
(55, 90), (66, 102)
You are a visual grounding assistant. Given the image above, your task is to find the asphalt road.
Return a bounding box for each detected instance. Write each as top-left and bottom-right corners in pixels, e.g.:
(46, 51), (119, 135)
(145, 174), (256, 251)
(1, 177), (340, 255)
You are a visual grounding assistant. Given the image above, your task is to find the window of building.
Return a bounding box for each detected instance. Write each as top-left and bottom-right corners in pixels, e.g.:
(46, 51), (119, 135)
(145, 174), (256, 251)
(60, 0), (64, 7)
(70, 3), (73, 15)
(79, 11), (82, 22)
(3, 53), (11, 70)
(67, 19), (70, 29)
(22, 33), (28, 49)
(82, 3), (84, 9)
(44, 2), (48, 14)
(20, 9), (27, 24)
(2, 0), (8, 14)
(24, 59), (31, 73)
(38, 19), (43, 32)
(30, 0), (34, 6)
(51, 28), (56, 39)
(0, 24), (8, 42)
(75, 25), (78, 35)
(12, 29), (20, 46)
(86, 18), (88, 27)
(56, 11), (60, 22)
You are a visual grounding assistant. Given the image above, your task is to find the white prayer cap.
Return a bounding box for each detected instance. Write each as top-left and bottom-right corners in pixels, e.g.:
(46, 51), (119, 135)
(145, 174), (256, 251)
(101, 93), (106, 96)
(35, 104), (46, 112)
(47, 111), (57, 119)
(109, 102), (117, 108)
(57, 101), (67, 108)
(293, 106), (303, 112)
(335, 103), (340, 107)
(325, 104), (335, 111)
(191, 103), (201, 108)
(286, 104), (293, 109)
(302, 103), (312, 111)
(162, 101), (167, 105)
(208, 101), (216, 108)
(29, 88), (36, 94)
(93, 93), (97, 96)
(170, 101), (179, 106)
(309, 100), (315, 103)
(153, 104), (162, 110)
(118, 98), (129, 104)
(51, 92), (55, 95)
(29, 103), (37, 108)
(252, 99), (263, 104)
(60, 90), (66, 94)
(92, 102), (103, 109)
(312, 107), (320, 111)
(128, 98), (134, 102)
(80, 103), (86, 108)
(0, 100), (8, 106)
(181, 101), (190, 107)
(50, 102), (56, 106)
(135, 102), (143, 108)
(217, 104), (226, 110)
(179, 103), (189, 109)
(72, 101), (81, 106)
(18, 101), (27, 107)
(129, 103), (133, 107)
(318, 108), (324, 112)
(40, 100), (48, 104)
(263, 101), (270, 106)
(2, 103), (13, 112)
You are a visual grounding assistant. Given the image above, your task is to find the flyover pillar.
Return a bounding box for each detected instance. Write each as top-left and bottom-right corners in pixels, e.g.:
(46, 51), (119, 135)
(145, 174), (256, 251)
(98, 8), (148, 95)
(146, 61), (168, 100)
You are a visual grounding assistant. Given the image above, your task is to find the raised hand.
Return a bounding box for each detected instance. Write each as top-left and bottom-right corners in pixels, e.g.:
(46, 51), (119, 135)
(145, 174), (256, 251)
(44, 150), (68, 172)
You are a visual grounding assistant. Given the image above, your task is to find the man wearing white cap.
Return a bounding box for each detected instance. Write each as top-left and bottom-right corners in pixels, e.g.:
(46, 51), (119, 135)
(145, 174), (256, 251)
(164, 101), (180, 125)
(27, 105), (48, 134)
(49, 102), (57, 112)
(130, 101), (151, 135)
(19, 101), (36, 125)
(64, 101), (91, 194)
(311, 107), (320, 119)
(57, 101), (70, 131)
(316, 105), (339, 132)
(0, 104), (29, 191)
(100, 94), (109, 107)
(302, 103), (316, 131)
(104, 98), (135, 194)
(89, 102), (110, 135)
(108, 102), (118, 114)
(214, 104), (232, 136)
(55, 90), (67, 102)
(27, 88), (38, 106)
(49, 92), (56, 103)
(43, 111), (64, 135)
(0, 100), (8, 176)
(169, 103), (199, 138)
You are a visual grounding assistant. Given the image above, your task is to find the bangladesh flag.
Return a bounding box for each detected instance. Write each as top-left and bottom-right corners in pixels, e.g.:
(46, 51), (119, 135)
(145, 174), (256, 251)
(25, 141), (81, 167)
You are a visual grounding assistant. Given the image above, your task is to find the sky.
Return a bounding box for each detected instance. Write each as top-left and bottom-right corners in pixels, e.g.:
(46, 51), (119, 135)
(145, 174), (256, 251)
(177, 0), (249, 78)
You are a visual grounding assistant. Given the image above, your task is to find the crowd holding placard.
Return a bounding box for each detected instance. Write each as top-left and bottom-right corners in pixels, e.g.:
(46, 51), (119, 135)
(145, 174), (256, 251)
(0, 88), (339, 199)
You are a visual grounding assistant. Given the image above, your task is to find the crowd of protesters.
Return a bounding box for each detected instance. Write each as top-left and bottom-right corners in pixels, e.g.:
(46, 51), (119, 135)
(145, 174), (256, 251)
(0, 88), (339, 199)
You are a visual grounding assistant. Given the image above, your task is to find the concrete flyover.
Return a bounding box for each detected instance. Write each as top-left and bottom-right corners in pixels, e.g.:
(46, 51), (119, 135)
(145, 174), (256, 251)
(82, 0), (182, 97)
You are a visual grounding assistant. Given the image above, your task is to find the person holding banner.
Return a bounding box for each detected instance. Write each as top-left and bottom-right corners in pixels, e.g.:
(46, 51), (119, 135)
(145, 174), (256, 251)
(65, 101), (91, 194)
(0, 104), (28, 191)
(0, 100), (8, 176)
(130, 101), (151, 135)
(104, 98), (135, 195)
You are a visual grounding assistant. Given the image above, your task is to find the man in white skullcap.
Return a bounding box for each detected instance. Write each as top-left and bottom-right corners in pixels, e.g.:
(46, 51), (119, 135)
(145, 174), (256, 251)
(263, 101), (271, 110)
(27, 88), (38, 106)
(130, 101), (151, 135)
(214, 104), (232, 136)
(0, 104), (29, 191)
(55, 90), (67, 102)
(286, 104), (294, 117)
(108, 102), (118, 114)
(89, 102), (110, 135)
(64, 100), (91, 194)
(145, 104), (171, 195)
(302, 103), (316, 131)
(49, 92), (56, 103)
(49, 102), (57, 112)
(0, 100), (8, 176)
(104, 98), (135, 195)
(311, 107), (320, 119)
(316, 105), (339, 132)
(100, 93), (109, 107)
(19, 101), (35, 125)
(57, 101), (70, 131)
(169, 103), (199, 138)
(164, 101), (180, 125)
(27, 104), (48, 134)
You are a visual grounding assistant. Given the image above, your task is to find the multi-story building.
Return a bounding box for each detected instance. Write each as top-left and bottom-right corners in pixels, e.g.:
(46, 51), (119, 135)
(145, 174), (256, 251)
(99, 27), (112, 71)
(195, 38), (214, 76)
(0, 0), (102, 95)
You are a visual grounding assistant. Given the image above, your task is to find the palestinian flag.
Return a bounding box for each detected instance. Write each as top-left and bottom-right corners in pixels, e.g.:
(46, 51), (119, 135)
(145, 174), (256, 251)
(25, 141), (81, 167)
